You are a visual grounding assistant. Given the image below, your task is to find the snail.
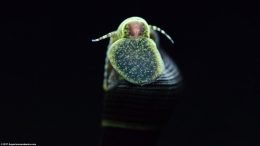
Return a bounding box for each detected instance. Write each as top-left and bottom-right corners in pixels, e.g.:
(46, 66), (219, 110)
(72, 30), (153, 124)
(92, 16), (176, 91)
(92, 17), (183, 131)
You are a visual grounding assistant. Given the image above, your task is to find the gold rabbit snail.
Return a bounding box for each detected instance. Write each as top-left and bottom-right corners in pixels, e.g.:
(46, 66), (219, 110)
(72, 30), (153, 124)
(92, 17), (182, 130)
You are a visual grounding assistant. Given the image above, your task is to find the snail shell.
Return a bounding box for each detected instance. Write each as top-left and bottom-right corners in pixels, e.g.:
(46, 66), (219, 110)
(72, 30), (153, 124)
(92, 17), (183, 130)
(102, 31), (183, 130)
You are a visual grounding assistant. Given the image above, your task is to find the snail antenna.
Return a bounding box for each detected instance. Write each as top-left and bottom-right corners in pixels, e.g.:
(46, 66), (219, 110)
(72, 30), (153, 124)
(92, 32), (117, 42)
(150, 25), (174, 44)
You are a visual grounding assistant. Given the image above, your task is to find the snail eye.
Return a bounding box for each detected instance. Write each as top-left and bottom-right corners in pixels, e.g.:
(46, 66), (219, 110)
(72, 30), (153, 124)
(107, 38), (164, 85)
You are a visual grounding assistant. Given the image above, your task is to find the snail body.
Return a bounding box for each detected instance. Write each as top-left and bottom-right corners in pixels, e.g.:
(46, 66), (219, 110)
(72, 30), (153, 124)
(92, 17), (175, 90)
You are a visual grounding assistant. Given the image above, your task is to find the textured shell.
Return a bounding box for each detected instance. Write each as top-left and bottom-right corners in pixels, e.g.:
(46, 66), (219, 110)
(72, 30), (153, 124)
(99, 18), (183, 130)
(102, 32), (183, 130)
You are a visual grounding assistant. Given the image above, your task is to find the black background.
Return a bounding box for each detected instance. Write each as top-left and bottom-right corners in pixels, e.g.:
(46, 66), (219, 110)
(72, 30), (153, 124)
(0, 0), (259, 145)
